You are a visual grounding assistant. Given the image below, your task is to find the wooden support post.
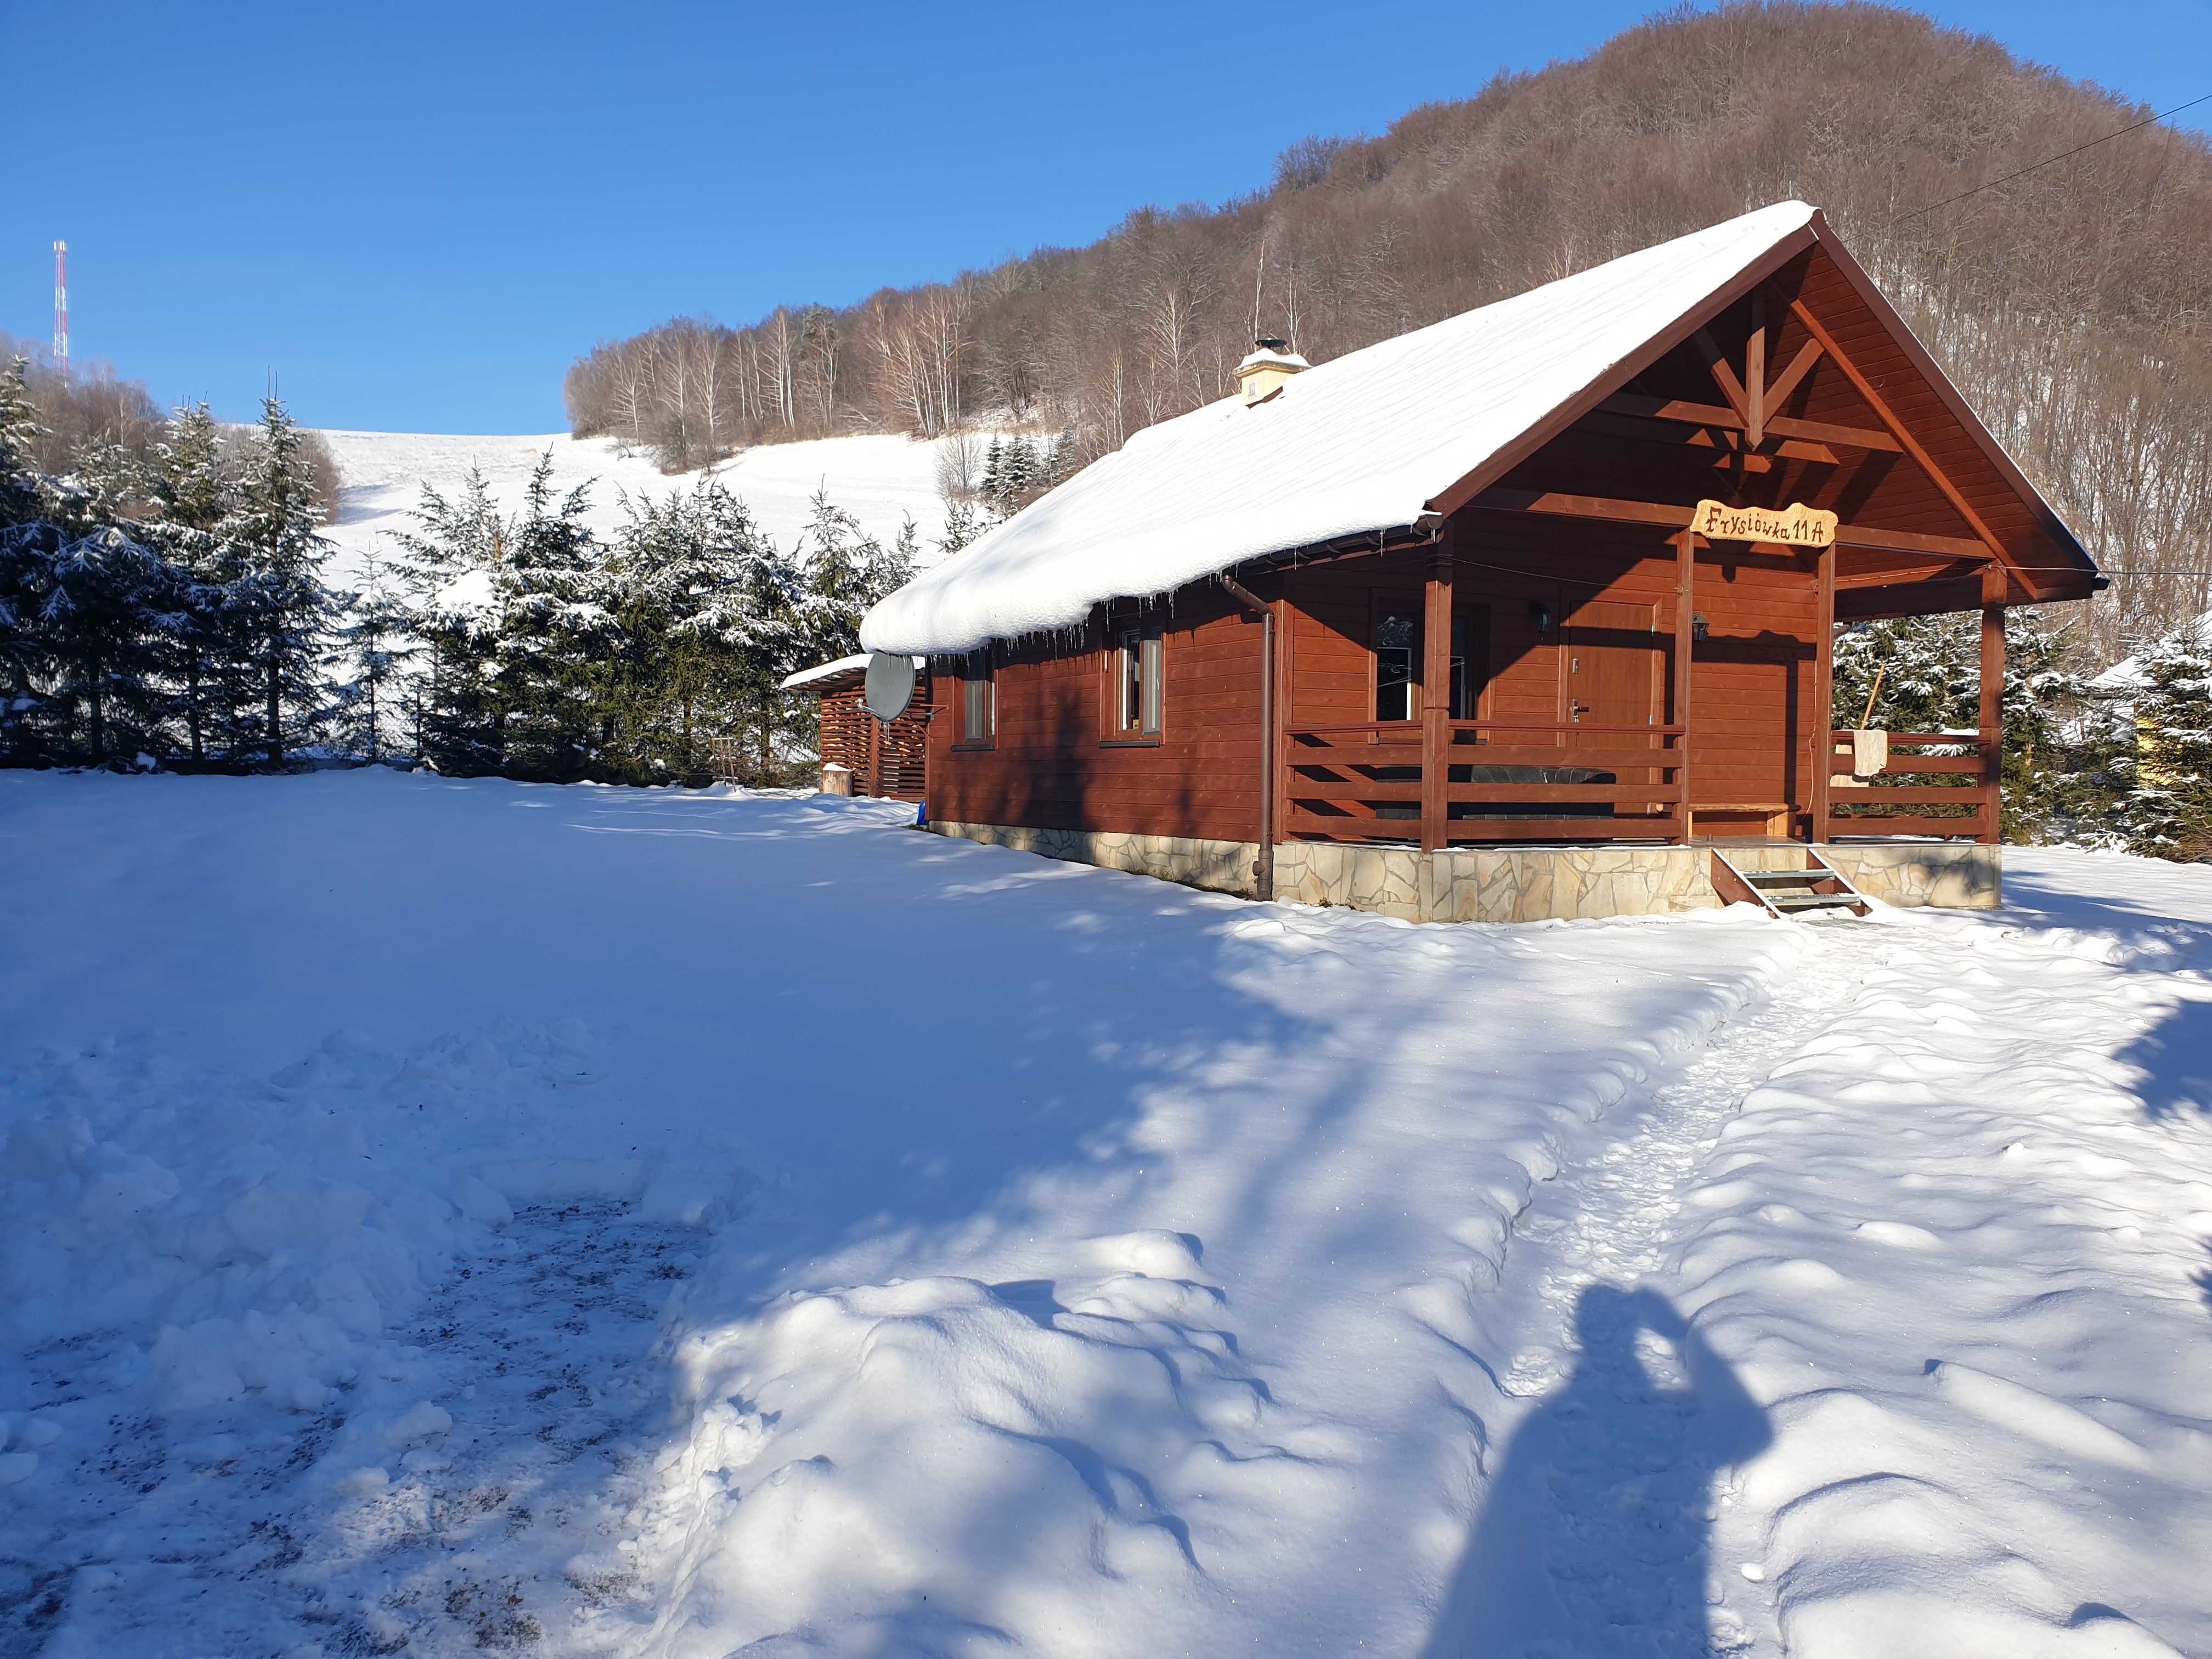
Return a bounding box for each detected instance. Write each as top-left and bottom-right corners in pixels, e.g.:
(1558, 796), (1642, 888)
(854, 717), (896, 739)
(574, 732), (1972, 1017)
(1811, 541), (1836, 844)
(1979, 570), (2006, 846)
(1673, 531), (1700, 842)
(867, 707), (883, 798)
(1421, 537), (1454, 853)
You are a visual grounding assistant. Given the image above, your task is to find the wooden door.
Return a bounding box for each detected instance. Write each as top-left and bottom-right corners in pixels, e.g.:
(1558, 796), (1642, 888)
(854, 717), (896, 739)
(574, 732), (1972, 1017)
(1562, 600), (1657, 738)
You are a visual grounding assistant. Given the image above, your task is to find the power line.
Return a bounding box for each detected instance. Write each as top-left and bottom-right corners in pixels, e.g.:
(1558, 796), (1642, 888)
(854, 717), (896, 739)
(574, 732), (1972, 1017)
(1890, 92), (2212, 226)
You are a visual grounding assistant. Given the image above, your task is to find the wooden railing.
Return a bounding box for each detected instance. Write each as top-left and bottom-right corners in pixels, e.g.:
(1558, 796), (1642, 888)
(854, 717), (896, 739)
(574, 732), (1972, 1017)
(1820, 730), (1998, 843)
(1283, 722), (1688, 847)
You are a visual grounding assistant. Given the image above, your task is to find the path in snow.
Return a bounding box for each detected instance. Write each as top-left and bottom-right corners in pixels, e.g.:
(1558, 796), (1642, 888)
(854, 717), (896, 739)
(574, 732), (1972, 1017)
(2, 1200), (691, 1659)
(1428, 921), (1882, 1657)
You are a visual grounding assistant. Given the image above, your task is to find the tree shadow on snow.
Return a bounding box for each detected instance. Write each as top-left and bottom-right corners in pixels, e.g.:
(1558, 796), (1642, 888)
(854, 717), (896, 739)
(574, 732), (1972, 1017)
(1420, 1285), (1771, 1659)
(2114, 997), (2212, 1121)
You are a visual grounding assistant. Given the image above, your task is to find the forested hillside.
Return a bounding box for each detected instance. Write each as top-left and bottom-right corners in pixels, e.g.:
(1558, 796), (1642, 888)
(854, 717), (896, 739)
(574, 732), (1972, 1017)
(566, 1), (2212, 661)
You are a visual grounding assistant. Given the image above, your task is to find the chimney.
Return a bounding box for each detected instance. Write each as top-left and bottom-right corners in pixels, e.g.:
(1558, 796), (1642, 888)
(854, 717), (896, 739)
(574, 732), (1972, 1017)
(1235, 336), (1309, 406)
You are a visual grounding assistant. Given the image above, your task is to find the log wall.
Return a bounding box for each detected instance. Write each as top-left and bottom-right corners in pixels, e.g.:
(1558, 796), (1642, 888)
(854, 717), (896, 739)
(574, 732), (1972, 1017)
(924, 584), (1266, 843)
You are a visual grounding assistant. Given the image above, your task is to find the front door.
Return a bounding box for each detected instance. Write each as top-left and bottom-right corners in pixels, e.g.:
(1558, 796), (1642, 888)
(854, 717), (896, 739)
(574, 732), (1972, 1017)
(1562, 599), (1658, 735)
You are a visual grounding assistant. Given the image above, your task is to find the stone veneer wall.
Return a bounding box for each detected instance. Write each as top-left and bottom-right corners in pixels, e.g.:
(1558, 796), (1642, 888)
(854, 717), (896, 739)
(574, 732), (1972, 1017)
(926, 821), (1999, 919)
(927, 821), (1260, 898)
(1817, 842), (2000, 909)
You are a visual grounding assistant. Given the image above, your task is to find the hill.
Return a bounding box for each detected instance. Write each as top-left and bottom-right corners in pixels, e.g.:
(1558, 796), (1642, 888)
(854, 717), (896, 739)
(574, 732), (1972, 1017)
(566, 2), (2212, 662)
(317, 428), (967, 590)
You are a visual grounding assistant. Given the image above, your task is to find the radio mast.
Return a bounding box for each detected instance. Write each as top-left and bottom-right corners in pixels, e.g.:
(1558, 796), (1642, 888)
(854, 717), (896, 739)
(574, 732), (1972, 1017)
(52, 242), (69, 381)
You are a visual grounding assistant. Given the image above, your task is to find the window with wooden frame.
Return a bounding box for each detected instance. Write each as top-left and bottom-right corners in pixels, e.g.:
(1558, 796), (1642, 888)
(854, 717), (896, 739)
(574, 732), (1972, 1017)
(1104, 613), (1164, 742)
(956, 650), (995, 746)
(1373, 597), (1422, 723)
(1449, 605), (1492, 721)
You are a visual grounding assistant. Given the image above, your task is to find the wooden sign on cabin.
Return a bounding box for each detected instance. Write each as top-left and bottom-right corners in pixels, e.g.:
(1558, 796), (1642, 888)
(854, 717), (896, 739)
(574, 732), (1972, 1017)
(1691, 499), (1839, 548)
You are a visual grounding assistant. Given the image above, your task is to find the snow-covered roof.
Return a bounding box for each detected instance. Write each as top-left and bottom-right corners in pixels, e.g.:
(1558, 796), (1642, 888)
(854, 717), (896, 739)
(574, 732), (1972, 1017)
(778, 652), (923, 692)
(862, 202), (1819, 656)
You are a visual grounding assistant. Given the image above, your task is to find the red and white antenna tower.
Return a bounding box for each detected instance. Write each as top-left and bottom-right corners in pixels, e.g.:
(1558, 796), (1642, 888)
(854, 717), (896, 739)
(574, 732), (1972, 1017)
(52, 241), (69, 381)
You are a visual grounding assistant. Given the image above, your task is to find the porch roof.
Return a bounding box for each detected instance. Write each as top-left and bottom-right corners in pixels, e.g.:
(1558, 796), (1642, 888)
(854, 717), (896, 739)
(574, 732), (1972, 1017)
(865, 205), (1854, 657)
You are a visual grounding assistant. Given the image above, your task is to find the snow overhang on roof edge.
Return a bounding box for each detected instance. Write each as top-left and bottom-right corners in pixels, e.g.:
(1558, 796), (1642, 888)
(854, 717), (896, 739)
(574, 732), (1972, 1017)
(778, 653), (923, 692)
(860, 201), (1821, 658)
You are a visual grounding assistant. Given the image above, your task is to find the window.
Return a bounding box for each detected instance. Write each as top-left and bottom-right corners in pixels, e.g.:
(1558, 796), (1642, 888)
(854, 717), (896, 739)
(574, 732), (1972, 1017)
(1374, 605), (1420, 722)
(1109, 618), (1163, 740)
(958, 651), (995, 744)
(1449, 606), (1491, 720)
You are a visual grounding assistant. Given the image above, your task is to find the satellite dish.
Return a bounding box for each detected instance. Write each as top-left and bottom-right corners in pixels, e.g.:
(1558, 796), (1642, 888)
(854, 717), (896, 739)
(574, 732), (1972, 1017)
(864, 652), (917, 722)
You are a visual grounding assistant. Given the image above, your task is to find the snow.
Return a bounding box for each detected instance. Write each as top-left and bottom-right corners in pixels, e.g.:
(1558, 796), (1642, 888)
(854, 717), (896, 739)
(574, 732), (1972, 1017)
(864, 202), (1825, 656)
(776, 651), (920, 692)
(2091, 609), (2212, 696)
(4, 772), (2211, 1656)
(317, 428), (966, 590)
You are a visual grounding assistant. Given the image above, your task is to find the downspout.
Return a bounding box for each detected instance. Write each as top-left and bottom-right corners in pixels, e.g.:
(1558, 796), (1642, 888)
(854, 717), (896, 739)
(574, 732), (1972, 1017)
(1218, 572), (1275, 901)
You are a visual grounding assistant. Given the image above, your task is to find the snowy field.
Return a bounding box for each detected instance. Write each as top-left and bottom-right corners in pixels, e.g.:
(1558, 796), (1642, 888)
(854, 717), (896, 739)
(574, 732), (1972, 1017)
(316, 430), (965, 590)
(3, 771), (2210, 1658)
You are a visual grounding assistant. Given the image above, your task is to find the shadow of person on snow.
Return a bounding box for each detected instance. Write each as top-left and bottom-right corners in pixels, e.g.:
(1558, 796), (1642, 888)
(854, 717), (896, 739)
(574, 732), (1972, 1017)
(1421, 1285), (1771, 1659)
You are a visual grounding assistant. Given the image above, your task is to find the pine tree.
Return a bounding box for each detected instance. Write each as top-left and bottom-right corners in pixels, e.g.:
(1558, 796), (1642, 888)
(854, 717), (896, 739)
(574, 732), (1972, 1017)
(35, 524), (178, 764)
(332, 544), (417, 761)
(795, 486), (908, 664)
(0, 358), (43, 529)
(0, 359), (52, 759)
(493, 449), (611, 781)
(222, 395), (338, 767)
(936, 498), (988, 557)
(145, 402), (238, 764)
(2120, 622), (2212, 860)
(393, 469), (506, 774)
(613, 477), (801, 778)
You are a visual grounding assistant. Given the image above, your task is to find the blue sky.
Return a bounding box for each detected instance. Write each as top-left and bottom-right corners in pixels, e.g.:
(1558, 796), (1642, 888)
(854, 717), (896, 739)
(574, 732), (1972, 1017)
(7, 0), (2206, 434)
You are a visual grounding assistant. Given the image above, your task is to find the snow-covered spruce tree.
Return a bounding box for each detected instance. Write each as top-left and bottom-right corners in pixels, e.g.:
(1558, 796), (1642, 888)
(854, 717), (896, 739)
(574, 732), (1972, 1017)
(492, 450), (611, 781)
(795, 485), (910, 665)
(27, 523), (180, 764)
(221, 396), (339, 768)
(611, 477), (802, 780)
(393, 469), (506, 774)
(145, 402), (241, 765)
(2119, 624), (2212, 861)
(979, 437), (1005, 518)
(331, 544), (417, 762)
(0, 357), (53, 759)
(936, 497), (987, 557)
(0, 364), (183, 766)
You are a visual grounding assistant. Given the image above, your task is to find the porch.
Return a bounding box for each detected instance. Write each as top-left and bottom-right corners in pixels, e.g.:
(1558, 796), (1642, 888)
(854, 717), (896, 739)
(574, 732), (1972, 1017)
(1271, 514), (2010, 857)
(1279, 720), (2002, 849)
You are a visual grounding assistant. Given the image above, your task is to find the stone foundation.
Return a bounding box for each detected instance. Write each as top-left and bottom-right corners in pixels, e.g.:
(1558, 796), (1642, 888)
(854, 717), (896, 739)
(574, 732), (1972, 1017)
(1817, 840), (2000, 909)
(928, 821), (1259, 897)
(926, 821), (2000, 919)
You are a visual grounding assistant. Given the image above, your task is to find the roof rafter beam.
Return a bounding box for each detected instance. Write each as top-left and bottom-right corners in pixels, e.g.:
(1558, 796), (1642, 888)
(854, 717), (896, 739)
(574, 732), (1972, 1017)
(1785, 297), (2009, 566)
(1694, 328), (1752, 422)
(1762, 335), (1825, 413)
(1469, 488), (1991, 562)
(1598, 393), (1901, 453)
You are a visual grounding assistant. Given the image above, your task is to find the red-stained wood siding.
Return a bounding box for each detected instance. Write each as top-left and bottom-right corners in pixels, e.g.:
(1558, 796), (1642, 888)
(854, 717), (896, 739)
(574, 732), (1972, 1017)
(926, 584), (1267, 842)
(1284, 520), (1816, 823)
(815, 678), (934, 802)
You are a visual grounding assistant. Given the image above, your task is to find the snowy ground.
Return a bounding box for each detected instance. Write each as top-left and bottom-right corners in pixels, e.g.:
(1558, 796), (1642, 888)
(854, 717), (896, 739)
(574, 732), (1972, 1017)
(315, 430), (967, 590)
(2, 773), (2209, 1657)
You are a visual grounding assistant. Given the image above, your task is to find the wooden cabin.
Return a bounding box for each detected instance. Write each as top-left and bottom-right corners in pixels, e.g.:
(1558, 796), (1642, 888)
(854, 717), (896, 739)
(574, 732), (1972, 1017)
(860, 204), (2102, 923)
(780, 654), (932, 802)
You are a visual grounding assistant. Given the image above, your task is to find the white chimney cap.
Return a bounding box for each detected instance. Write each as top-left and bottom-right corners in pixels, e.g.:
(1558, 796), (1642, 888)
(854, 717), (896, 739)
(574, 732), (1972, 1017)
(1237, 345), (1311, 373)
